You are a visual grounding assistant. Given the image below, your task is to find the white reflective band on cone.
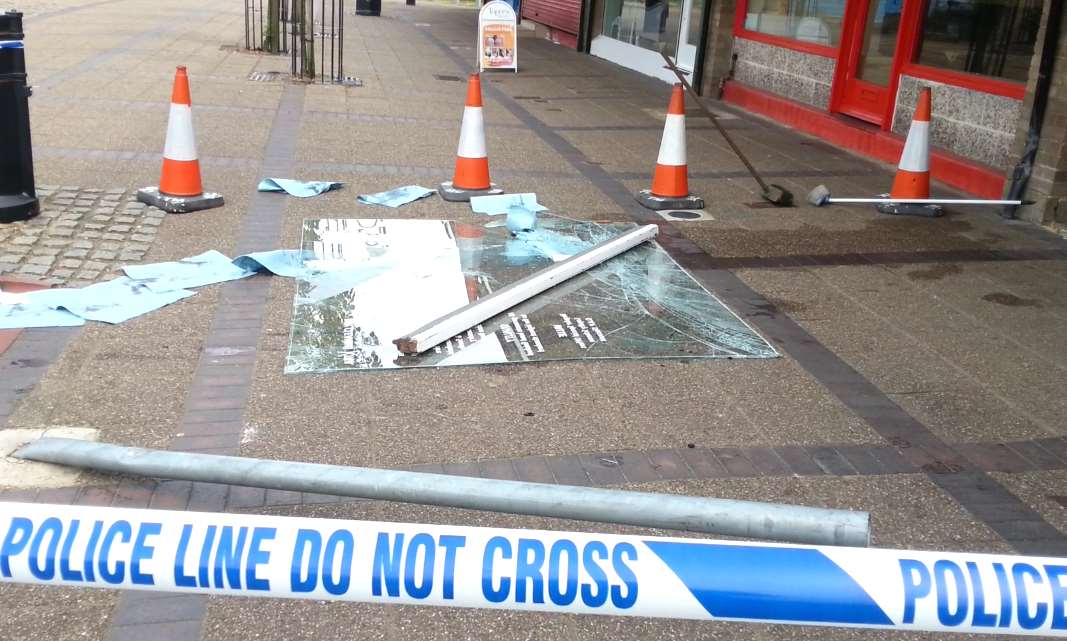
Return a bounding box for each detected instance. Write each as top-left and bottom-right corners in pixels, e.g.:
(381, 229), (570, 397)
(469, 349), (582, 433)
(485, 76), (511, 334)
(456, 107), (487, 159)
(898, 121), (930, 172)
(655, 114), (687, 167)
(2, 503), (1066, 635)
(163, 104), (199, 162)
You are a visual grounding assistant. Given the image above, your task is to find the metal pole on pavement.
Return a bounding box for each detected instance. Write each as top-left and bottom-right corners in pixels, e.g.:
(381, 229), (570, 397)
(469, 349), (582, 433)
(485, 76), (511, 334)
(15, 438), (871, 547)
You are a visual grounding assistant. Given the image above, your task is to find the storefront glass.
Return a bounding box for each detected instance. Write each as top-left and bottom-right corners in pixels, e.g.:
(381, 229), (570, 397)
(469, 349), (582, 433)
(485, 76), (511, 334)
(602, 0), (684, 56)
(856, 0), (901, 85)
(916, 0), (1040, 82)
(742, 0), (847, 46)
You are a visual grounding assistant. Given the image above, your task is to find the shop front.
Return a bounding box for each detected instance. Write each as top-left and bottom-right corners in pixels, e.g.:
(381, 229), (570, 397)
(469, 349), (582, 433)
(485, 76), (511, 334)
(523, 0), (584, 47)
(724, 0), (1043, 196)
(589, 0), (710, 84)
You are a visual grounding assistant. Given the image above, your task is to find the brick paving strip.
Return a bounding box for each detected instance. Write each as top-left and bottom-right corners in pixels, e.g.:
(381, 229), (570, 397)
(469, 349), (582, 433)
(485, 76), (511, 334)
(84, 82), (306, 641)
(412, 22), (1067, 557)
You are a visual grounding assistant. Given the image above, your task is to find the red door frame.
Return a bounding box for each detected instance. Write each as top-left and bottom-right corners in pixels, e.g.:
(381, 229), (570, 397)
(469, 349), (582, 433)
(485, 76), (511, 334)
(733, 0), (1028, 129)
(828, 0), (923, 128)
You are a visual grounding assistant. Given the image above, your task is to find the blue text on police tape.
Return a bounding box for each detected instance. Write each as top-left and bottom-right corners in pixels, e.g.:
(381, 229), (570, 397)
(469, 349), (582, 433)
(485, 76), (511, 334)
(2, 506), (1067, 636)
(0, 518), (638, 608)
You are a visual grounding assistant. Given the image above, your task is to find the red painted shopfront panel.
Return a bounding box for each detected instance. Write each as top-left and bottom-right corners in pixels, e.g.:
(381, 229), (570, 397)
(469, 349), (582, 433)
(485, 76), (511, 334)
(522, 0), (581, 47)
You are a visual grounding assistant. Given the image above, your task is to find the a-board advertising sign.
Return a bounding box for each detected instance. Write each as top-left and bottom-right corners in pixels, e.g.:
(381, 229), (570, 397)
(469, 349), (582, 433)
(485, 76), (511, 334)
(478, 0), (517, 72)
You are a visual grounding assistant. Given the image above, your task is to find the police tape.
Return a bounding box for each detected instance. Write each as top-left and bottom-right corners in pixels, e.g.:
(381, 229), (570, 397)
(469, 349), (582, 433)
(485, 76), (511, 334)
(0, 502), (1065, 635)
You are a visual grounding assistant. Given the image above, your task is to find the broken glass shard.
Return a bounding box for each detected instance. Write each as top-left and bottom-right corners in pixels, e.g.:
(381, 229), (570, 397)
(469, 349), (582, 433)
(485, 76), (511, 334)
(286, 217), (777, 373)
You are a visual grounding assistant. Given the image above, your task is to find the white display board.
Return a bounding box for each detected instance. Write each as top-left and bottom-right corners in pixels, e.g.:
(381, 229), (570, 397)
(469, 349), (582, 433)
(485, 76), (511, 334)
(478, 0), (517, 72)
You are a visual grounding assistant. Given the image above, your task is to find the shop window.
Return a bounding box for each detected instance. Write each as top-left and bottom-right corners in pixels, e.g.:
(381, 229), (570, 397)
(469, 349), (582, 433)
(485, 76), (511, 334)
(915, 0), (1041, 82)
(603, 0), (684, 55)
(742, 0), (847, 46)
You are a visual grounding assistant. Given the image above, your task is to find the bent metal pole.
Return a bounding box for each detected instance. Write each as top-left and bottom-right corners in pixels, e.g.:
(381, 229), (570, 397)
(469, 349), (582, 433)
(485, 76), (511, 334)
(394, 224), (659, 354)
(15, 438), (870, 547)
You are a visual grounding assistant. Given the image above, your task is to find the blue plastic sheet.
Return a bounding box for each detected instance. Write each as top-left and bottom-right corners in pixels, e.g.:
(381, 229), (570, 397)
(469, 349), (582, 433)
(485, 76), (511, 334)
(469, 193), (548, 216)
(0, 291), (84, 329)
(258, 178), (343, 198)
(505, 205), (538, 234)
(20, 278), (196, 325)
(357, 185), (435, 208)
(123, 250), (254, 293)
(232, 249), (313, 279)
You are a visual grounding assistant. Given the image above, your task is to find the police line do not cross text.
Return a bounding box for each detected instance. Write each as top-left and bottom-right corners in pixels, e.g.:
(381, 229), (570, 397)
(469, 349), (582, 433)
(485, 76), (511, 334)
(1, 503), (1066, 636)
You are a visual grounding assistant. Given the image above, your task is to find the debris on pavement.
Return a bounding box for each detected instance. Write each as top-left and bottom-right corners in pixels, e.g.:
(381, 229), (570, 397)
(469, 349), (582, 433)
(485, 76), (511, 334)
(469, 192), (547, 216)
(29, 278), (195, 324)
(357, 185), (435, 207)
(286, 216), (777, 373)
(505, 205), (537, 234)
(394, 225), (659, 354)
(505, 228), (592, 262)
(0, 290), (85, 329)
(0, 249), (371, 329)
(257, 178), (344, 198)
(123, 249), (254, 293)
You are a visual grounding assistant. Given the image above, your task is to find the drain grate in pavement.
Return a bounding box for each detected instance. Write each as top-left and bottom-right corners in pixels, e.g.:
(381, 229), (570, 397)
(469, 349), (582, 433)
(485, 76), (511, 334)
(433, 74), (462, 82)
(248, 71), (283, 82)
(0, 187), (164, 287)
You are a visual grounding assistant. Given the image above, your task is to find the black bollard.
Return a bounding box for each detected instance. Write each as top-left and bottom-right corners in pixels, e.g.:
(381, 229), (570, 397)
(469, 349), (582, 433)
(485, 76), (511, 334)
(0, 11), (38, 223)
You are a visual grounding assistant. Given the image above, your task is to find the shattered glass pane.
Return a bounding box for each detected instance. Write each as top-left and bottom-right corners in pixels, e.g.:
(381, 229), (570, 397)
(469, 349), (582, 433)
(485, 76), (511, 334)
(286, 217), (777, 373)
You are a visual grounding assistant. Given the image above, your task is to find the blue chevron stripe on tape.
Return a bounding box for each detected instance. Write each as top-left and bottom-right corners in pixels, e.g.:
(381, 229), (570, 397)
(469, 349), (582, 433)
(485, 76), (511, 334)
(644, 541), (893, 625)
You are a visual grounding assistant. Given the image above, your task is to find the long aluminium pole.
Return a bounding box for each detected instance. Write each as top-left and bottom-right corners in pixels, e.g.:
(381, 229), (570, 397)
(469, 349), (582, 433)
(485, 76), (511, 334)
(15, 438), (871, 547)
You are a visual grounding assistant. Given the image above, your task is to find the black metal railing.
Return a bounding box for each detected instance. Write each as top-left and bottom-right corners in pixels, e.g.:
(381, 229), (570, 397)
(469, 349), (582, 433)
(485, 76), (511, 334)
(245, 0), (290, 53)
(290, 0), (345, 83)
(244, 0), (346, 83)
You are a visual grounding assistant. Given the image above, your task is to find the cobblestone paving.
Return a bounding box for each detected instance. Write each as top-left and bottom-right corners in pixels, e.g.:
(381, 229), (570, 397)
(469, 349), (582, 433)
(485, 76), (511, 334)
(0, 186), (162, 287)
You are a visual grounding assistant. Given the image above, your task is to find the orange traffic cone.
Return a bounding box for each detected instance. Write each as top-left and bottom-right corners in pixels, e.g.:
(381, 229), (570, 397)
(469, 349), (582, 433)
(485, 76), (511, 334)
(877, 87), (940, 216)
(636, 83), (703, 211)
(439, 74), (503, 202)
(137, 66), (224, 214)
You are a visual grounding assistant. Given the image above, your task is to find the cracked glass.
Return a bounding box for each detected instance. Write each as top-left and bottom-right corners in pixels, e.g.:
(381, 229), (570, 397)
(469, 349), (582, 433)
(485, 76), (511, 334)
(285, 217), (777, 373)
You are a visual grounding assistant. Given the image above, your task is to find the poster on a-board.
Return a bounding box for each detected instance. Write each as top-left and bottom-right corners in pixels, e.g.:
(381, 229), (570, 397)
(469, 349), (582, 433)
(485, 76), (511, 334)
(478, 0), (517, 72)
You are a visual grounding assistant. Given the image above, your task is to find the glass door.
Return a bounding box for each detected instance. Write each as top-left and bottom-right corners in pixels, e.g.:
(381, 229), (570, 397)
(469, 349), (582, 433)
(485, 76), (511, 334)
(594, 0), (701, 83)
(675, 0), (702, 71)
(834, 0), (903, 123)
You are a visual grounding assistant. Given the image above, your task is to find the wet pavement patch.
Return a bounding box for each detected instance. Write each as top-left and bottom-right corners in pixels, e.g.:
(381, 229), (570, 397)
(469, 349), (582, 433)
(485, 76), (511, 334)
(905, 263), (963, 281)
(981, 292), (1043, 307)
